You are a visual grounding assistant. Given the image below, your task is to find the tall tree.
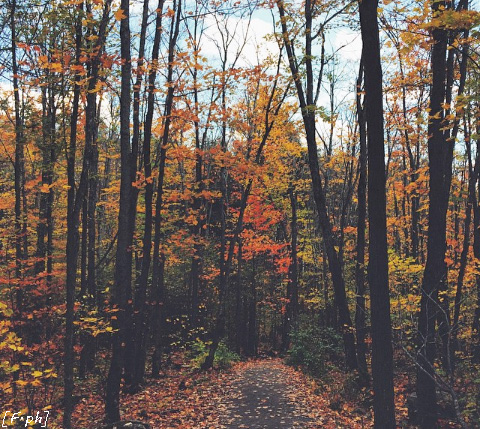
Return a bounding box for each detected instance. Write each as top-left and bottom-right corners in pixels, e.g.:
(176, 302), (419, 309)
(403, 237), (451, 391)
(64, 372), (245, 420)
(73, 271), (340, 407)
(355, 59), (368, 381)
(132, 0), (165, 389)
(105, 0), (132, 419)
(276, 0), (357, 369)
(151, 0), (182, 377)
(416, 0), (469, 424)
(359, 0), (396, 426)
(64, 1), (112, 425)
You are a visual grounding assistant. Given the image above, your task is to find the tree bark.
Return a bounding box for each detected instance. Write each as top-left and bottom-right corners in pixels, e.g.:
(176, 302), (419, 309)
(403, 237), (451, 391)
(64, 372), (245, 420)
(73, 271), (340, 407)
(416, 2), (449, 425)
(122, 0), (150, 393)
(106, 0), (132, 420)
(355, 58), (369, 382)
(133, 0), (165, 388)
(63, 2), (85, 426)
(359, 1), (396, 426)
(416, 0), (469, 422)
(151, 0), (181, 377)
(282, 186), (298, 351)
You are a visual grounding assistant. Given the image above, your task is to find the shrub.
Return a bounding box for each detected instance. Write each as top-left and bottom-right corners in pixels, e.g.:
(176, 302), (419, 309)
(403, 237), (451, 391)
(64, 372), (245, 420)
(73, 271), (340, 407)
(286, 315), (342, 376)
(190, 339), (240, 369)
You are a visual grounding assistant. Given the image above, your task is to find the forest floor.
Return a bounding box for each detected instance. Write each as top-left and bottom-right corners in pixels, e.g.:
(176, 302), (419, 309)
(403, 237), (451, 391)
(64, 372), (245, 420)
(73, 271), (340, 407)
(72, 357), (375, 428)
(68, 354), (469, 428)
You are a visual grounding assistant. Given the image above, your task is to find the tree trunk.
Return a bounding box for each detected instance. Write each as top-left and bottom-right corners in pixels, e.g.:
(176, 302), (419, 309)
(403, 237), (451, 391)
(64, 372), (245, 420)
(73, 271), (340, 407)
(355, 58), (369, 383)
(472, 135), (480, 361)
(359, 1), (396, 426)
(65, 0), (112, 422)
(246, 255), (258, 357)
(133, 0), (165, 388)
(151, 0), (181, 377)
(122, 0), (150, 393)
(63, 2), (84, 426)
(283, 186), (298, 352)
(106, 0), (132, 420)
(36, 85), (55, 279)
(416, 2), (449, 425)
(235, 239), (243, 354)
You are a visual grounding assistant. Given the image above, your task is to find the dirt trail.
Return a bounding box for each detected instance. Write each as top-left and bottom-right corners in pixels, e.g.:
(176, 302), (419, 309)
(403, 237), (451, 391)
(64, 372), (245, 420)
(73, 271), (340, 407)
(218, 359), (315, 428)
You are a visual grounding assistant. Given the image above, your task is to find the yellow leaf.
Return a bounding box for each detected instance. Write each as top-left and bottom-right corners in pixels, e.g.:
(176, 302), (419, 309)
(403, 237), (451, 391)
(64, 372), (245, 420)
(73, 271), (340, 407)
(114, 8), (126, 21)
(39, 183), (52, 193)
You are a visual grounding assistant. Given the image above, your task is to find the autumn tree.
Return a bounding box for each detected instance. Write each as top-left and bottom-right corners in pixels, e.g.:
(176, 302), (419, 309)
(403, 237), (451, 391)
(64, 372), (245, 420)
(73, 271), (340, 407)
(276, 0), (357, 369)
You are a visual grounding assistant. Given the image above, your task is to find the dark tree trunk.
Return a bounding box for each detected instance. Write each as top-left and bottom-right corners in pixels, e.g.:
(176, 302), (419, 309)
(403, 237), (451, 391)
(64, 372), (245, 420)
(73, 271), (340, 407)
(235, 239), (244, 354)
(452, 151), (475, 368)
(123, 0), (150, 393)
(416, 2), (449, 426)
(80, 199), (88, 298)
(359, 1), (396, 427)
(105, 0), (132, 420)
(133, 0), (165, 388)
(151, 0), (181, 377)
(454, 115), (478, 367)
(416, 1), (469, 422)
(322, 242), (331, 327)
(188, 10), (212, 329)
(63, 2), (85, 426)
(81, 84), (101, 378)
(65, 0), (114, 424)
(282, 186), (298, 352)
(10, 0), (27, 399)
(11, 0), (27, 322)
(36, 85), (56, 279)
(396, 44), (419, 260)
(246, 255), (258, 357)
(472, 134), (480, 361)
(87, 144), (98, 306)
(355, 58), (369, 383)
(203, 41), (230, 370)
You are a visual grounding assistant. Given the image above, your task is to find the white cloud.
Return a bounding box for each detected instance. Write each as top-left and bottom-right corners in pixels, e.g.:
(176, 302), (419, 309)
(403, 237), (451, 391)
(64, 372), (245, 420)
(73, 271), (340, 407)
(332, 28), (362, 63)
(199, 13), (277, 68)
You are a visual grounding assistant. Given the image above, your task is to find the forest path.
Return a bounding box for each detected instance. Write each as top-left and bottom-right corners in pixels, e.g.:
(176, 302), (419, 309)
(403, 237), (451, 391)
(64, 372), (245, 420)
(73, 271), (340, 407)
(217, 359), (315, 428)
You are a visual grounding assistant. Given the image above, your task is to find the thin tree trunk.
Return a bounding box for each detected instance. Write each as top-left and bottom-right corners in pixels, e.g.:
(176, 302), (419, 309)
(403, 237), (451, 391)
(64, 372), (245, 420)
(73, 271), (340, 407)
(283, 186), (298, 351)
(235, 239), (243, 354)
(63, 2), (84, 426)
(10, 0), (27, 398)
(123, 0), (150, 392)
(105, 0), (132, 420)
(133, 0), (165, 388)
(79, 196), (88, 379)
(355, 58), (369, 383)
(472, 132), (480, 361)
(246, 255), (257, 356)
(151, 0), (181, 377)
(36, 85), (55, 278)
